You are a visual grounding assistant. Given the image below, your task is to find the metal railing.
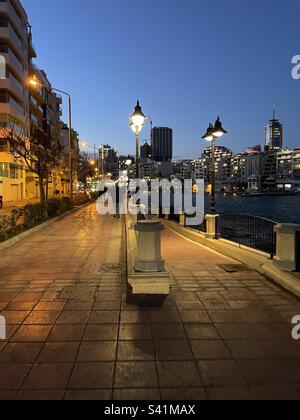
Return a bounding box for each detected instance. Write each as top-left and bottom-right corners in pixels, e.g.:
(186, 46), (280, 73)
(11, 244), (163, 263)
(165, 209), (277, 256)
(217, 214), (277, 255)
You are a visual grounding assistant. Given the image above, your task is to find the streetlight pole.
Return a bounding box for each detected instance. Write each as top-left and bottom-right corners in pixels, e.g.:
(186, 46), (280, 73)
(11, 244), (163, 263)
(135, 127), (140, 179)
(210, 135), (216, 214)
(130, 101), (147, 180)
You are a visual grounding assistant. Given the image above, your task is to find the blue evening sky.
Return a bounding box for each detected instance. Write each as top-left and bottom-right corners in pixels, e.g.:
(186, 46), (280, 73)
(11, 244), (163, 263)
(22, 0), (300, 158)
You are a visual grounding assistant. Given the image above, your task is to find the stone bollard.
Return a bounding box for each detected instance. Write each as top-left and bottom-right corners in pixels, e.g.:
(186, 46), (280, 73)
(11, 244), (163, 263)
(273, 224), (300, 271)
(135, 220), (165, 272)
(205, 214), (219, 239)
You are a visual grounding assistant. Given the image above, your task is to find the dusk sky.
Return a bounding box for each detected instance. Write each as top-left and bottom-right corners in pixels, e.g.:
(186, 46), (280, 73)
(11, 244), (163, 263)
(23, 0), (300, 158)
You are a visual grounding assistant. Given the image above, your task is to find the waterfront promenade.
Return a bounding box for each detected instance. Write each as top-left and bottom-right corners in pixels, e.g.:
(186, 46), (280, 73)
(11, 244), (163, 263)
(0, 204), (300, 400)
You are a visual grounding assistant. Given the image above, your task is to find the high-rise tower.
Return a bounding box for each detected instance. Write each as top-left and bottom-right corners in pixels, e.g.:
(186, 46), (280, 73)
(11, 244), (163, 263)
(264, 109), (283, 150)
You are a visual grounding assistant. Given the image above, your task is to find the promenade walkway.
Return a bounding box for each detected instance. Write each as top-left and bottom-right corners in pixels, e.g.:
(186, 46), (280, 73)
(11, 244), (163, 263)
(0, 204), (300, 400)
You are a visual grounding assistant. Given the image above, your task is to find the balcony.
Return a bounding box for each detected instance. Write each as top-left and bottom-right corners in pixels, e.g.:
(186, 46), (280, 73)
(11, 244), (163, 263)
(0, 102), (26, 123)
(0, 1), (25, 37)
(0, 78), (26, 102)
(0, 24), (25, 59)
(1, 49), (24, 74)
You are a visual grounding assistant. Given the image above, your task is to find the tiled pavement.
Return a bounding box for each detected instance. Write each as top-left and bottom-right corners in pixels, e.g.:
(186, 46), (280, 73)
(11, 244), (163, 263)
(0, 204), (300, 400)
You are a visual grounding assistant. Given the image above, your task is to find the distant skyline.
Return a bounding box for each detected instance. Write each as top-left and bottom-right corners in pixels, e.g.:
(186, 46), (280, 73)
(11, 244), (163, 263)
(23, 0), (300, 158)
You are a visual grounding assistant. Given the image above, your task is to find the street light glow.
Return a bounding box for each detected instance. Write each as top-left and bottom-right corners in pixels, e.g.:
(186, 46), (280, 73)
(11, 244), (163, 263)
(130, 101), (147, 133)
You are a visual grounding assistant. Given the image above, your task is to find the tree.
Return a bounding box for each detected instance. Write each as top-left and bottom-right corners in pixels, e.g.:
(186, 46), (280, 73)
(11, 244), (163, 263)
(3, 120), (62, 206)
(77, 152), (95, 194)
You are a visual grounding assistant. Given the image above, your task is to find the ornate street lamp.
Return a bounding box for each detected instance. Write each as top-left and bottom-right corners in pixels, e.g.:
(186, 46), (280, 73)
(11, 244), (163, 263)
(129, 101), (147, 179)
(202, 117), (228, 214)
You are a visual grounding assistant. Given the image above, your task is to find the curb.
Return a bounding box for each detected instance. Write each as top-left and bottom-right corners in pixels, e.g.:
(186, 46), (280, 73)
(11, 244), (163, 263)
(0, 201), (93, 252)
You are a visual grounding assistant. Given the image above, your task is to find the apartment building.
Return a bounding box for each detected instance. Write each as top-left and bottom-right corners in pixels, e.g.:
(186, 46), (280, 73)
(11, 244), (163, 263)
(0, 0), (72, 203)
(277, 147), (300, 191)
(0, 0), (36, 201)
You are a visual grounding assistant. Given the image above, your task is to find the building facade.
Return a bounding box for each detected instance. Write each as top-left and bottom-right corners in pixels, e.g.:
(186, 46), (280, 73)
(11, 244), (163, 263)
(0, 0), (74, 203)
(0, 0), (36, 201)
(277, 148), (300, 191)
(151, 127), (173, 162)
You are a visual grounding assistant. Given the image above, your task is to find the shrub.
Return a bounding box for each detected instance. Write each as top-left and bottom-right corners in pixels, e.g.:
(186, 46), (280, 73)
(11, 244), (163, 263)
(23, 203), (47, 229)
(47, 198), (62, 218)
(72, 193), (91, 207)
(0, 209), (24, 242)
(59, 197), (73, 214)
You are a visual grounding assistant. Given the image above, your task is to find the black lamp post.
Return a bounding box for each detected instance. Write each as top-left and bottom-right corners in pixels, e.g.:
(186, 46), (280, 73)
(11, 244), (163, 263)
(129, 101), (147, 179)
(202, 117), (228, 214)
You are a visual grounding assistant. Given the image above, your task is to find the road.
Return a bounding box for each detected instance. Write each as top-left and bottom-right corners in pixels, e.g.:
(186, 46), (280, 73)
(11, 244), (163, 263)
(0, 203), (300, 400)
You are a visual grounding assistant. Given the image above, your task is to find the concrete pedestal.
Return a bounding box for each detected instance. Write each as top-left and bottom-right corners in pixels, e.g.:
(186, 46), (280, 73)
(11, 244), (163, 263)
(205, 214), (219, 239)
(273, 224), (300, 271)
(135, 220), (165, 272)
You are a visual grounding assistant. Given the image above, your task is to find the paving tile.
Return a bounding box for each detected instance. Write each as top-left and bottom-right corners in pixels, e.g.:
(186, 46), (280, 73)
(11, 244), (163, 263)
(152, 324), (186, 340)
(16, 391), (64, 400)
(22, 363), (73, 390)
(48, 324), (86, 342)
(0, 292), (18, 304)
(207, 387), (252, 401)
(0, 311), (31, 325)
(69, 363), (114, 389)
(77, 341), (117, 362)
(56, 311), (90, 325)
(13, 293), (43, 303)
(191, 340), (232, 360)
(198, 361), (246, 387)
(65, 390), (112, 400)
(157, 361), (202, 388)
(93, 301), (120, 311)
(115, 362), (158, 389)
(34, 302), (66, 312)
(250, 385), (300, 400)
(0, 391), (16, 400)
(113, 389), (160, 401)
(37, 342), (80, 363)
(89, 311), (120, 324)
(179, 310), (211, 324)
(24, 311), (60, 325)
(12, 325), (52, 343)
(120, 311), (150, 324)
(155, 340), (193, 361)
(226, 340), (270, 360)
(237, 360), (292, 385)
(160, 388), (207, 400)
(185, 324), (220, 340)
(0, 343), (42, 364)
(4, 302), (37, 311)
(83, 324), (118, 341)
(117, 341), (155, 361)
(119, 324), (152, 341)
(0, 364), (31, 390)
(215, 324), (254, 340)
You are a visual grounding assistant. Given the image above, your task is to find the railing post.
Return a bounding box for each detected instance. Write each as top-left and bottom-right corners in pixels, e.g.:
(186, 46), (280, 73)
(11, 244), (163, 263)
(273, 224), (300, 271)
(205, 214), (219, 239)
